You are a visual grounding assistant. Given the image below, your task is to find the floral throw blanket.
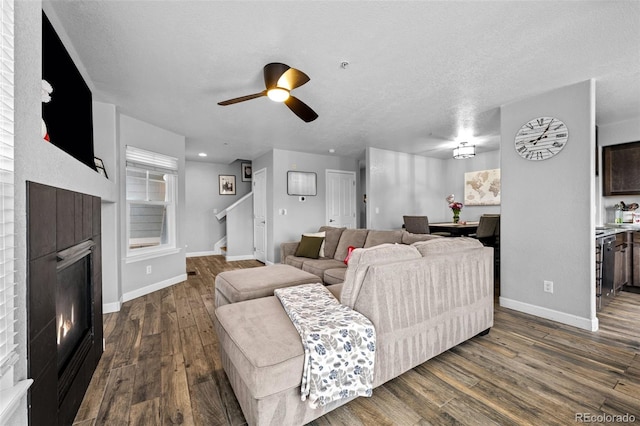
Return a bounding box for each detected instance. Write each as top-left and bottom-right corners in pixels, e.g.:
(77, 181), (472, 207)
(274, 283), (376, 408)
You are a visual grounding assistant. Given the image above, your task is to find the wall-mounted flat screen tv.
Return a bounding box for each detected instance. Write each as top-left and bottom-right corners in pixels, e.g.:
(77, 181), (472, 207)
(42, 11), (96, 171)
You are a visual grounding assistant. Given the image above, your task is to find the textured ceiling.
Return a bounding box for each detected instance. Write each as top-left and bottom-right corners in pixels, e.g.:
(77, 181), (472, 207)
(46, 1), (640, 164)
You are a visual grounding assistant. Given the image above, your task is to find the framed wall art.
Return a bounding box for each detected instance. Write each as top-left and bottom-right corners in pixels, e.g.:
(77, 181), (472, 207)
(241, 162), (252, 182)
(464, 168), (501, 205)
(287, 171), (317, 196)
(219, 175), (236, 195)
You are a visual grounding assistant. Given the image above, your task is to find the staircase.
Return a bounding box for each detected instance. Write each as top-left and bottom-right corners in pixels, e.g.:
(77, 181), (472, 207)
(215, 192), (254, 261)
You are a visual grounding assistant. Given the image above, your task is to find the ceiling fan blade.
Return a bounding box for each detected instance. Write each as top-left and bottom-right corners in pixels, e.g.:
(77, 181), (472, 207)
(218, 91), (267, 106)
(277, 68), (310, 91)
(284, 96), (318, 122)
(263, 63), (291, 89)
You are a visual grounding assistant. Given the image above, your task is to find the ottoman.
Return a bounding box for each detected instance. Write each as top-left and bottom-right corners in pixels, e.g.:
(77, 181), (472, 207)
(214, 264), (321, 307)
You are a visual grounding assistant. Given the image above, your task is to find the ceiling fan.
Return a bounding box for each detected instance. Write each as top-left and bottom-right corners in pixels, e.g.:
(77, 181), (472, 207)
(218, 62), (318, 123)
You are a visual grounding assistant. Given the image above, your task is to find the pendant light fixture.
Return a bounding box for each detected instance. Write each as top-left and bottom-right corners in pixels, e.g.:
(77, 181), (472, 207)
(453, 142), (475, 159)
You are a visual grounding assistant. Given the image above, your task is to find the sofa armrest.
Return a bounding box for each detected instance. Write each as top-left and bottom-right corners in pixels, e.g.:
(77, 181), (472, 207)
(280, 241), (300, 263)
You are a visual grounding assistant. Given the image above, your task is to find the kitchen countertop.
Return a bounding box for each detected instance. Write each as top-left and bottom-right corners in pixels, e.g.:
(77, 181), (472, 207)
(596, 223), (640, 238)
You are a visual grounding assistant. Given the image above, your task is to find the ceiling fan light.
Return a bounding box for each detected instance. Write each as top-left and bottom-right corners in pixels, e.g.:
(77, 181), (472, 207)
(453, 142), (475, 159)
(267, 88), (290, 102)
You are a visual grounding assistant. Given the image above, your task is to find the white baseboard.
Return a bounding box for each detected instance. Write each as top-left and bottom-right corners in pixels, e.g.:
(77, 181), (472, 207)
(225, 254), (256, 262)
(122, 273), (188, 304)
(103, 301), (122, 314)
(214, 237), (227, 255)
(102, 273), (188, 313)
(186, 250), (217, 258)
(499, 297), (599, 331)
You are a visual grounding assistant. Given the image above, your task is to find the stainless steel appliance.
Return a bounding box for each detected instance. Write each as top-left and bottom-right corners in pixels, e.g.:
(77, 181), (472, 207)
(595, 232), (615, 310)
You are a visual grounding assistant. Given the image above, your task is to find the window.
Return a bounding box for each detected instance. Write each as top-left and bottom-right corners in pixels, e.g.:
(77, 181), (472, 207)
(125, 146), (178, 257)
(0, 0), (32, 420)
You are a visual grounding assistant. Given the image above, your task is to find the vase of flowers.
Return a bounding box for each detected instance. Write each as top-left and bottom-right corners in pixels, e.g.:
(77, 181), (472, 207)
(446, 195), (463, 223)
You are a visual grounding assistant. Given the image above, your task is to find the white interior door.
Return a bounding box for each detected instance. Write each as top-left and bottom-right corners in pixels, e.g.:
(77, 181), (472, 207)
(253, 168), (267, 263)
(326, 170), (356, 228)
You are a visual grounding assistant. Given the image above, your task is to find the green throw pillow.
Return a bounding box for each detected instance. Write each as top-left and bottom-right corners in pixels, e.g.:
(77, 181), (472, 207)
(295, 235), (325, 259)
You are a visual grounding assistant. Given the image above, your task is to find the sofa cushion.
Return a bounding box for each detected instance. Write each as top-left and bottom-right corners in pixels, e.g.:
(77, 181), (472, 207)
(401, 231), (442, 245)
(340, 243), (422, 308)
(318, 226), (346, 259)
(215, 264), (321, 306)
(413, 237), (483, 257)
(303, 231), (326, 257)
(333, 229), (369, 261)
(363, 230), (403, 248)
(324, 268), (347, 285)
(284, 255), (306, 269)
(326, 283), (343, 299)
(215, 296), (305, 399)
(295, 235), (325, 259)
(301, 258), (346, 280)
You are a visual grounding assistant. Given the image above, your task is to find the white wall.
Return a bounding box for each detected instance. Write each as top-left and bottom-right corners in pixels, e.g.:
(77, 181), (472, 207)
(184, 160), (252, 256)
(13, 2), (121, 422)
(367, 147), (446, 229)
(366, 147), (500, 230)
(500, 80), (596, 331)
(118, 114), (187, 301)
(91, 101), (120, 311)
(226, 195), (255, 260)
(444, 150), (501, 221)
(272, 149), (359, 263)
(254, 149), (359, 264)
(596, 117), (640, 224)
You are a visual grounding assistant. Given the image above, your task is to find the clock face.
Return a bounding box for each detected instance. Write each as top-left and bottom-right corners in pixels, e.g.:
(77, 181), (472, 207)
(514, 116), (568, 161)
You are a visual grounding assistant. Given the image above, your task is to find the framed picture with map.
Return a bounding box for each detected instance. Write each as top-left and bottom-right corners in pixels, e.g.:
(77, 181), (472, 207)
(464, 169), (501, 206)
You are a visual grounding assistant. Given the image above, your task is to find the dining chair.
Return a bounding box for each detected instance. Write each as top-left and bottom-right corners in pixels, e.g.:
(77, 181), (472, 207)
(403, 215), (430, 234)
(472, 214), (500, 246)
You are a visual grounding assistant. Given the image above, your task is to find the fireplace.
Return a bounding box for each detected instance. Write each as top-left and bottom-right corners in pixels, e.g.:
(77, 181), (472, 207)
(27, 182), (103, 426)
(56, 240), (95, 405)
(57, 254), (90, 371)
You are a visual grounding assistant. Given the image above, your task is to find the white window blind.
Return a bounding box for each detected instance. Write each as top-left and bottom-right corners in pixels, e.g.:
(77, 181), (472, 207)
(0, 0), (31, 421)
(125, 146), (178, 258)
(126, 145), (178, 174)
(0, 0), (16, 378)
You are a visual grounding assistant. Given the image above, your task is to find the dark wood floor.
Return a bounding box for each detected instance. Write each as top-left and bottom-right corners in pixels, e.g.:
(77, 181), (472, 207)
(74, 255), (640, 425)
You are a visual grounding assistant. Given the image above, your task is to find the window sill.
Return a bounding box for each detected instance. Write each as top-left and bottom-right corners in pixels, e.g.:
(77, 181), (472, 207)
(0, 379), (32, 424)
(125, 247), (182, 264)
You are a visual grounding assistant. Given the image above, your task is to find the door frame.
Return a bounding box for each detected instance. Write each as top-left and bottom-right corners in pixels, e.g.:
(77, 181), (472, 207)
(253, 167), (267, 263)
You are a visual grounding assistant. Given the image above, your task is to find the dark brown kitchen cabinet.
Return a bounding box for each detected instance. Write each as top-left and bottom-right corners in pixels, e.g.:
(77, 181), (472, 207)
(602, 141), (640, 195)
(614, 232), (630, 292)
(633, 232), (640, 287)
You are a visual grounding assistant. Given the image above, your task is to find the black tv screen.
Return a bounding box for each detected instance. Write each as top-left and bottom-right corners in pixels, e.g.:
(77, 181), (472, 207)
(42, 11), (95, 171)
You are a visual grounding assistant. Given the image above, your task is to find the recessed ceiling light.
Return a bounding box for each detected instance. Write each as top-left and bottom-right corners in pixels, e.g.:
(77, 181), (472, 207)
(198, 152), (207, 157)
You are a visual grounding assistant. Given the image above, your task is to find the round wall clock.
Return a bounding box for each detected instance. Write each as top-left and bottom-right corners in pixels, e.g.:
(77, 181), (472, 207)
(514, 116), (568, 161)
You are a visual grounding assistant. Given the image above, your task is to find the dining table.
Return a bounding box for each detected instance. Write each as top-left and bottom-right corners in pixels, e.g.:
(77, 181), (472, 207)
(429, 221), (479, 237)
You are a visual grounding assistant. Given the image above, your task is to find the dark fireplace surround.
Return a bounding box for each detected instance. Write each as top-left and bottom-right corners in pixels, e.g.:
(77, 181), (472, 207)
(27, 182), (103, 426)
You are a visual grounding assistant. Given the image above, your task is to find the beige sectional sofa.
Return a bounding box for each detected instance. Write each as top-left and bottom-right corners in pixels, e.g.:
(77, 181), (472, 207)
(214, 237), (494, 426)
(280, 226), (441, 284)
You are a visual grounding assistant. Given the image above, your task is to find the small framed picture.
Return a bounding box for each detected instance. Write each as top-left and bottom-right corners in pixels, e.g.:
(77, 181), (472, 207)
(219, 175), (236, 195)
(241, 162), (252, 182)
(94, 157), (108, 179)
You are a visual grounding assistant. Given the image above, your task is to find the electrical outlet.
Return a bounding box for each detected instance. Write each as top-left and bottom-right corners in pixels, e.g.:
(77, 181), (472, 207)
(544, 280), (553, 293)
(146, 265), (152, 275)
